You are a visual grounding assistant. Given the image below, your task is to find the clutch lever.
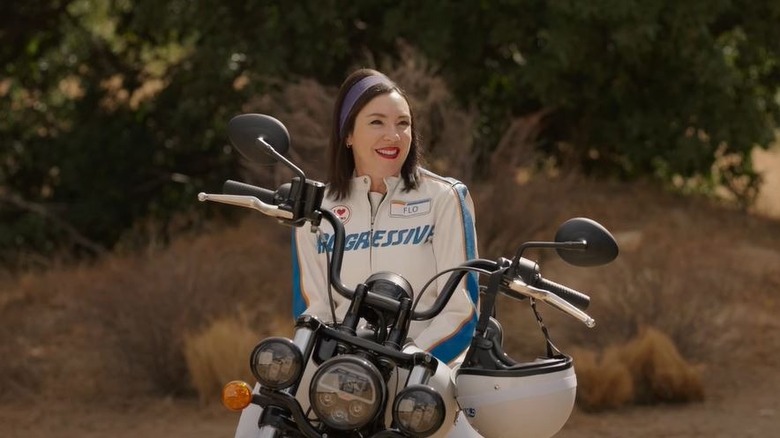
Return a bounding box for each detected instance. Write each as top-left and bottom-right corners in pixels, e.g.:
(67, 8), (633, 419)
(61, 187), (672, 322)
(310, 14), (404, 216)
(198, 193), (294, 220)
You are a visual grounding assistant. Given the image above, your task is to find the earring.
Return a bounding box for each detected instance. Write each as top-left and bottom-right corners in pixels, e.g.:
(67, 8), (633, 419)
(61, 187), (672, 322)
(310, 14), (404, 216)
(346, 143), (352, 149)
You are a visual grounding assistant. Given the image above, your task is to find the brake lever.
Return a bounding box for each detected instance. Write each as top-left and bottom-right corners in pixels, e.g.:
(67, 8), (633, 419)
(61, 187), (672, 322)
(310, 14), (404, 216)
(506, 279), (596, 328)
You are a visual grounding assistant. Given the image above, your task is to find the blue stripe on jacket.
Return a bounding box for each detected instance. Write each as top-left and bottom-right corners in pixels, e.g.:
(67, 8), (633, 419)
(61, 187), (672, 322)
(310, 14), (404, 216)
(291, 230), (307, 319)
(429, 182), (479, 364)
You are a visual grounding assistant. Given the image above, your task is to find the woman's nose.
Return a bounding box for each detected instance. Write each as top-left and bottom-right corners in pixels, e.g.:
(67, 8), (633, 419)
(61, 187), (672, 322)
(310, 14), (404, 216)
(384, 128), (401, 141)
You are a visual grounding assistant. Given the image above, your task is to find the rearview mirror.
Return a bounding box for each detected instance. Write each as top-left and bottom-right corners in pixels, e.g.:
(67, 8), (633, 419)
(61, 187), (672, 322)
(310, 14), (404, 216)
(555, 217), (619, 267)
(227, 113), (290, 163)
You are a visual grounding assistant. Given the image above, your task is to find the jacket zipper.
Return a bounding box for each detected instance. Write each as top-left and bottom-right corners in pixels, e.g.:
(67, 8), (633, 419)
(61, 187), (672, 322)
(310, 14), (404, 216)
(369, 193), (374, 271)
(368, 190), (390, 272)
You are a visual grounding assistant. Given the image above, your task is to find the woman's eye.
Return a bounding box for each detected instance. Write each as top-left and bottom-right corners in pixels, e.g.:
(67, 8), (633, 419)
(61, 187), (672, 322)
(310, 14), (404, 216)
(370, 119), (383, 125)
(398, 120), (411, 127)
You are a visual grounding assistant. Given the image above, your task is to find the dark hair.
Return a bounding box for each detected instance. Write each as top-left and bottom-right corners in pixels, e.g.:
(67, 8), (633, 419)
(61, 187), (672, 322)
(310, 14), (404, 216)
(327, 68), (421, 200)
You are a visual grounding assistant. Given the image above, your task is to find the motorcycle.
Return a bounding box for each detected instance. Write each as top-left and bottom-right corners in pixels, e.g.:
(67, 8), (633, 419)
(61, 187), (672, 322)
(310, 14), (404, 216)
(198, 114), (619, 438)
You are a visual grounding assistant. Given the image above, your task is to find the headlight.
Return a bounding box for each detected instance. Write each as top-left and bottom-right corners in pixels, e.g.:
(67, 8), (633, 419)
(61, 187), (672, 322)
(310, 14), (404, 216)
(309, 355), (385, 430)
(249, 337), (303, 390)
(393, 385), (445, 437)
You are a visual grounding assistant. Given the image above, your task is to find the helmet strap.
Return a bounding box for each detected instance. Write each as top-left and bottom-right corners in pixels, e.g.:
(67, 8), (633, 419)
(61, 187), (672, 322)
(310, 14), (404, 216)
(531, 298), (563, 358)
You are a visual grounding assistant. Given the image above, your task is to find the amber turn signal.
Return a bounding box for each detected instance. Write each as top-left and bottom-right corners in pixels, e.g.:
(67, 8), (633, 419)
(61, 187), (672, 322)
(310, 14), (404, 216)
(222, 380), (253, 411)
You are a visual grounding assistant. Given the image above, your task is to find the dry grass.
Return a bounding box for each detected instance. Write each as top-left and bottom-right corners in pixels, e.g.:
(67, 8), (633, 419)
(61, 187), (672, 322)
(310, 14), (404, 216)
(185, 316), (265, 404)
(753, 145), (780, 218)
(97, 221), (294, 396)
(0, 219), (294, 402)
(570, 348), (635, 411)
(613, 326), (704, 404)
(573, 326), (704, 412)
(184, 311), (293, 404)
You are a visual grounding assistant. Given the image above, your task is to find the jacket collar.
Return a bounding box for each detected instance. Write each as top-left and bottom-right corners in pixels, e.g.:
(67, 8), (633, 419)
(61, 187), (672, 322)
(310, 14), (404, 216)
(349, 174), (403, 195)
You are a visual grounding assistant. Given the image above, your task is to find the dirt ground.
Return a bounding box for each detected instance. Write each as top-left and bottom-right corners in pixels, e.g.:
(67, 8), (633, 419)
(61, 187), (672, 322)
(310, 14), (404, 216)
(3, 293), (779, 437)
(1, 359), (778, 438)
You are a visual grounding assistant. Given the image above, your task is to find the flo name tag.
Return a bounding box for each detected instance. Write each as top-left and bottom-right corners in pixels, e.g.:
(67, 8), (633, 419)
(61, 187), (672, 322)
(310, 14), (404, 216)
(390, 198), (431, 218)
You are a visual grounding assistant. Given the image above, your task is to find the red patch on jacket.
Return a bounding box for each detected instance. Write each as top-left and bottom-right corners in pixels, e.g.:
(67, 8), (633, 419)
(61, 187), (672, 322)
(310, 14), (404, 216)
(332, 205), (351, 224)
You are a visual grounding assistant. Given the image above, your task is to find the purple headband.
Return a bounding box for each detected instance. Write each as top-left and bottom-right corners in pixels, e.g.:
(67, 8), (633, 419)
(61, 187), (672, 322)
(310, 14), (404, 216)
(339, 74), (394, 134)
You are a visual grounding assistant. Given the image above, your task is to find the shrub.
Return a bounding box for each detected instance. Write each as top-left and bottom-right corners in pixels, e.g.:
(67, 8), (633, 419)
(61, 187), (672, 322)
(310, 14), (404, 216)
(611, 326), (705, 404)
(573, 326), (704, 411)
(571, 347), (634, 412)
(184, 316), (261, 404)
(85, 219), (293, 397)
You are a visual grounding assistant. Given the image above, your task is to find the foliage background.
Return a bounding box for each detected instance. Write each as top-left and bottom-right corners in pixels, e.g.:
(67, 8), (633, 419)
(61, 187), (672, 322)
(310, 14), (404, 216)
(2, 0), (780, 268)
(2, 3), (780, 436)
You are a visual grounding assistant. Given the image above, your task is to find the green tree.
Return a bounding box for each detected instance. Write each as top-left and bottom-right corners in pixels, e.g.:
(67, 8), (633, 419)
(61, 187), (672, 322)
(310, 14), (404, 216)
(392, 0), (780, 199)
(2, 0), (779, 266)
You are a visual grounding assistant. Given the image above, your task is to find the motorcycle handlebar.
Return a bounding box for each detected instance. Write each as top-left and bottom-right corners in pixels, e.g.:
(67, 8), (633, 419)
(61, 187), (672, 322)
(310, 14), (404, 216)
(537, 278), (590, 311)
(206, 179), (594, 323)
(223, 179), (276, 204)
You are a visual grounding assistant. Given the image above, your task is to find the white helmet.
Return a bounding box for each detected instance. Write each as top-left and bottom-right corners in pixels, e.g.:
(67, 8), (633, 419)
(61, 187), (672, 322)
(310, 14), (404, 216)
(454, 355), (576, 438)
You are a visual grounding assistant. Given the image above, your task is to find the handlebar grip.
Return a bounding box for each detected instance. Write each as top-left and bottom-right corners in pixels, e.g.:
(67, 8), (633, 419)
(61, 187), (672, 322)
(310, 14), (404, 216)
(537, 278), (590, 311)
(223, 180), (276, 204)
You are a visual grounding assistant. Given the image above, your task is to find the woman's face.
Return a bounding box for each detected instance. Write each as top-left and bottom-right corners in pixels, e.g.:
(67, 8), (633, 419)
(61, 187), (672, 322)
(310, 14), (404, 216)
(347, 91), (412, 190)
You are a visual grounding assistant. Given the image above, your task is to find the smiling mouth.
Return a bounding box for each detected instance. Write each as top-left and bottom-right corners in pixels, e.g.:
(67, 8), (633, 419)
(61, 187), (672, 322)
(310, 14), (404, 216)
(376, 147), (400, 159)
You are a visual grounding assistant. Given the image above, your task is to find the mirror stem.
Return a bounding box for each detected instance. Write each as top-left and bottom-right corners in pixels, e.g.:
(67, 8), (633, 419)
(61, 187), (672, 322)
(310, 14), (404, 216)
(510, 240), (588, 273)
(258, 137), (306, 183)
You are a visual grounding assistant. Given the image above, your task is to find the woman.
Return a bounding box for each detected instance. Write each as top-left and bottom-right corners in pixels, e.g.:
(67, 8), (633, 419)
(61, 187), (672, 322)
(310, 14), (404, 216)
(236, 68), (479, 437)
(293, 68), (479, 364)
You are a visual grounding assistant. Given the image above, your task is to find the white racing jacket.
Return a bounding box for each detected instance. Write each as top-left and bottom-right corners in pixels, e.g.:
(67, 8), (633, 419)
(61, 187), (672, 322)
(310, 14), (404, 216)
(292, 168), (479, 364)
